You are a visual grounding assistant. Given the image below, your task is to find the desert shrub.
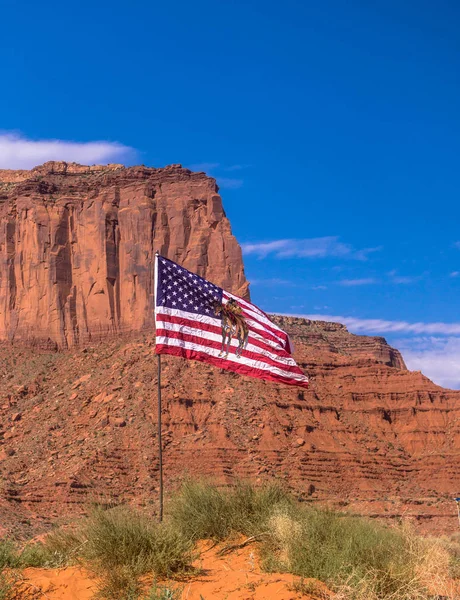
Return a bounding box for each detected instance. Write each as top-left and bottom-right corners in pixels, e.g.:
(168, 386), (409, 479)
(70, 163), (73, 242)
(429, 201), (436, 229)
(226, 480), (293, 536)
(80, 506), (194, 599)
(0, 542), (17, 569)
(264, 507), (456, 599)
(436, 533), (460, 579)
(169, 480), (230, 541)
(0, 542), (18, 600)
(94, 564), (142, 600)
(0, 572), (13, 600)
(3, 528), (83, 569)
(40, 528), (84, 565)
(169, 479), (292, 541)
(171, 480), (456, 599)
(82, 506), (194, 578)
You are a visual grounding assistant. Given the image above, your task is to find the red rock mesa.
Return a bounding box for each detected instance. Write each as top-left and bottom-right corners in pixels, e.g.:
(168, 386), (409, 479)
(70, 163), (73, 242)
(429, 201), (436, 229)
(0, 162), (248, 348)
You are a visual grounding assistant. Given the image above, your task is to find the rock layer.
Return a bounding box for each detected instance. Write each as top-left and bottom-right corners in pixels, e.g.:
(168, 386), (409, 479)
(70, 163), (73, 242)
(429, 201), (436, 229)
(0, 162), (249, 348)
(272, 315), (407, 370)
(0, 317), (458, 538)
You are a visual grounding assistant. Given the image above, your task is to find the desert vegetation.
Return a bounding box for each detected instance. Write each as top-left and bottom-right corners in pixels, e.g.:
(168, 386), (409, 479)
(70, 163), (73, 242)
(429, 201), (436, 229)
(0, 480), (459, 599)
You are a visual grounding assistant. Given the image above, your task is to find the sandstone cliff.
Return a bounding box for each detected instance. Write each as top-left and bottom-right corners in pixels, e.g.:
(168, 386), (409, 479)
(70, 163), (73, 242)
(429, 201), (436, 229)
(0, 162), (249, 348)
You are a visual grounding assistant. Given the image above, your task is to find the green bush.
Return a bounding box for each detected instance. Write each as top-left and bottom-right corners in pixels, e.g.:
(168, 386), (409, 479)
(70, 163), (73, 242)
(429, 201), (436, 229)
(0, 572), (13, 600)
(80, 506), (195, 599)
(82, 506), (194, 578)
(264, 507), (420, 597)
(0, 542), (17, 600)
(94, 564), (142, 600)
(0, 542), (17, 569)
(145, 581), (182, 600)
(169, 479), (292, 541)
(169, 480), (453, 599)
(1, 481), (457, 600)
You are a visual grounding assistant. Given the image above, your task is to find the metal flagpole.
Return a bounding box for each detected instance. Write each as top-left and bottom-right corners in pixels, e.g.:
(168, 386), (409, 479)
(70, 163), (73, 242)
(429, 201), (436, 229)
(154, 251), (164, 522)
(157, 353), (163, 522)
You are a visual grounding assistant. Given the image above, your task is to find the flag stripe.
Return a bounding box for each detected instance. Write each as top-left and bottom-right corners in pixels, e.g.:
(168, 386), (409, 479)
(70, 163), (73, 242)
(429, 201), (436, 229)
(224, 292), (289, 346)
(156, 324), (302, 372)
(156, 314), (283, 357)
(156, 308), (286, 353)
(224, 292), (290, 340)
(155, 337), (308, 383)
(157, 345), (309, 388)
(241, 315), (288, 348)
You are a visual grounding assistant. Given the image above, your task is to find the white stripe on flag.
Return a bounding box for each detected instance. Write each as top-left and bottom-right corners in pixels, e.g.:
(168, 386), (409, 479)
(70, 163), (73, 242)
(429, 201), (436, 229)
(224, 292), (287, 345)
(156, 320), (300, 368)
(156, 306), (290, 354)
(156, 336), (307, 382)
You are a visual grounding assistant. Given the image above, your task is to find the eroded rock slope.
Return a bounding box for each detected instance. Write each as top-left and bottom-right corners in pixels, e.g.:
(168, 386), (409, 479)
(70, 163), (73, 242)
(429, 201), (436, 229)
(0, 317), (458, 538)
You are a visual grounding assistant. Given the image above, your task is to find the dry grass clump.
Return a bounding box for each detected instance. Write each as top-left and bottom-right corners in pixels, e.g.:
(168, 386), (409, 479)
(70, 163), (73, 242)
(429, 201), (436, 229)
(0, 530), (83, 600)
(169, 478), (292, 541)
(2, 481), (460, 599)
(1, 504), (195, 600)
(269, 510), (458, 599)
(0, 573), (13, 600)
(0, 529), (81, 570)
(170, 480), (459, 600)
(80, 506), (195, 600)
(0, 541), (18, 600)
(145, 581), (182, 599)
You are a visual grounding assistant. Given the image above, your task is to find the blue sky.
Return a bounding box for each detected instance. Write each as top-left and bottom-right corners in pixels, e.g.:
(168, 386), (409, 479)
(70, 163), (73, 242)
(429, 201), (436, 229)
(1, 0), (459, 387)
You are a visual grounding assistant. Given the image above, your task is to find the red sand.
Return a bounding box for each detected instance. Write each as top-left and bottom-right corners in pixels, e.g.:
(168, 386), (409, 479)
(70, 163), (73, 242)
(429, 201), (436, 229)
(16, 543), (328, 599)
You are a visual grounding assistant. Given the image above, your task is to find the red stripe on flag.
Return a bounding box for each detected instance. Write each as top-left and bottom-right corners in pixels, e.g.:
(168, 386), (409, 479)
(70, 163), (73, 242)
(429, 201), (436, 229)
(156, 320), (297, 368)
(155, 328), (303, 374)
(223, 292), (291, 349)
(155, 344), (309, 388)
(156, 312), (290, 358)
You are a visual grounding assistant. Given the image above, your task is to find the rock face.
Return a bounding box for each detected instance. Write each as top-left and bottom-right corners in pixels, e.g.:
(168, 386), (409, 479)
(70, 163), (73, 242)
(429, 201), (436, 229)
(272, 316), (407, 370)
(0, 317), (459, 538)
(0, 162), (249, 348)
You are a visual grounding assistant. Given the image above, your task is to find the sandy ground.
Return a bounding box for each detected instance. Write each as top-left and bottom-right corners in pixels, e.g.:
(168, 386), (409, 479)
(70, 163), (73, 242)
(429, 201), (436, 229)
(15, 542), (328, 599)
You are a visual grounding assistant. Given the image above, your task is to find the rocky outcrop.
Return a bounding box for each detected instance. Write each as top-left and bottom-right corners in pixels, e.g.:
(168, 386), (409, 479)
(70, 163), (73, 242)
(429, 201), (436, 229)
(0, 318), (458, 538)
(0, 162), (249, 348)
(272, 315), (407, 369)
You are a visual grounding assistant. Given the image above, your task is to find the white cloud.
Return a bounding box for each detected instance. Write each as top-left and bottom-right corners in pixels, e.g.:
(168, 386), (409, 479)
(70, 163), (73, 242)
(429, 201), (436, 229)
(250, 277), (295, 286)
(285, 313), (460, 335)
(217, 177), (244, 189)
(242, 237), (381, 260)
(187, 162), (249, 189)
(451, 271), (460, 278)
(0, 132), (136, 169)
(188, 162), (251, 173)
(453, 241), (460, 249)
(279, 312), (460, 389)
(339, 278), (378, 286)
(397, 336), (460, 389)
(188, 162), (220, 172)
(223, 164), (251, 172)
(387, 270), (423, 285)
(391, 275), (421, 284)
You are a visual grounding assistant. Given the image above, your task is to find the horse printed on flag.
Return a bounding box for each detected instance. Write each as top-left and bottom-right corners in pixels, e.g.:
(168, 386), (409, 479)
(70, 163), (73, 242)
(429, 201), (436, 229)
(154, 255), (309, 388)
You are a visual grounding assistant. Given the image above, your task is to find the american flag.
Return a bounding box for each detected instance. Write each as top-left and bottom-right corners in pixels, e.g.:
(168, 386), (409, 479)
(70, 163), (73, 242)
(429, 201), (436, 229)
(154, 255), (309, 388)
